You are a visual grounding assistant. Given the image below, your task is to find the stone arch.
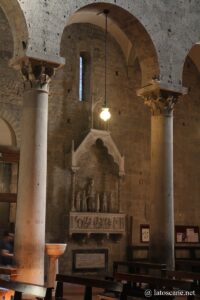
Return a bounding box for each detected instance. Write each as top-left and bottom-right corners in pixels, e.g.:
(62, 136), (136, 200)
(0, 0), (28, 61)
(4, 1), (200, 88)
(0, 109), (20, 146)
(60, 2), (159, 86)
(167, 6), (200, 88)
(0, 118), (16, 146)
(181, 42), (200, 96)
(174, 41), (200, 222)
(182, 43), (200, 81)
(58, 3), (200, 87)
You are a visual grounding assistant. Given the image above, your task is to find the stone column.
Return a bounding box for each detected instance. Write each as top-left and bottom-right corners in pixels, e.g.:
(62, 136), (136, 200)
(137, 81), (184, 270)
(14, 59), (55, 285)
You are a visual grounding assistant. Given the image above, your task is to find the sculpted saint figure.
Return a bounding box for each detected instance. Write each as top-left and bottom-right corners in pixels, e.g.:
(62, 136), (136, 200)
(75, 191), (81, 211)
(109, 191), (116, 212)
(96, 193), (100, 212)
(87, 178), (96, 212)
(82, 190), (87, 212)
(102, 192), (108, 212)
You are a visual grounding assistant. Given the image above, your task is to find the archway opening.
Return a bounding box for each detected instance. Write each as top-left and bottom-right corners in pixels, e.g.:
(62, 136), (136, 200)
(0, 0), (28, 61)
(174, 43), (200, 225)
(0, 118), (16, 146)
(64, 2), (159, 86)
(0, 118), (18, 235)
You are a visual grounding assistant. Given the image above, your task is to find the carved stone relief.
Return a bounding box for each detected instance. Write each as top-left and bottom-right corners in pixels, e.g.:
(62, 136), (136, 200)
(68, 129), (126, 237)
(70, 129), (125, 214)
(69, 212), (126, 236)
(74, 178), (119, 214)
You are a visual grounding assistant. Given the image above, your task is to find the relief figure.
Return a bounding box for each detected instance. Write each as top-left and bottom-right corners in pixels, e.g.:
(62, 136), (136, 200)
(102, 192), (108, 213)
(87, 178), (96, 212)
(82, 190), (87, 212)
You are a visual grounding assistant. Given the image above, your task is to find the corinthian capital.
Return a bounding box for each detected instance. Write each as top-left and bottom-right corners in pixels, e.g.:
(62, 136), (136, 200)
(20, 58), (56, 89)
(137, 81), (187, 116)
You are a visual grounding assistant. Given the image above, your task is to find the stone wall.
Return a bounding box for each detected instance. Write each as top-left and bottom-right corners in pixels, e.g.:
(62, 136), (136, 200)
(8, 0), (200, 87)
(1, 5), (200, 273)
(0, 8), (22, 146)
(174, 56), (200, 225)
(46, 22), (148, 272)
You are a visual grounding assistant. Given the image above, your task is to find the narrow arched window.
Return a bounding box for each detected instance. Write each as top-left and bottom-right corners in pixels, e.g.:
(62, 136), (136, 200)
(79, 55), (84, 101)
(79, 52), (90, 101)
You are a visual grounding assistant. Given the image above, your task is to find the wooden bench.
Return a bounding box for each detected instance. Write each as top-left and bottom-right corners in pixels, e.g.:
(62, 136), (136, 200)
(55, 274), (125, 300)
(164, 269), (200, 281)
(0, 278), (51, 300)
(163, 270), (200, 299)
(0, 266), (18, 280)
(176, 259), (200, 272)
(113, 261), (166, 276)
(114, 272), (193, 299)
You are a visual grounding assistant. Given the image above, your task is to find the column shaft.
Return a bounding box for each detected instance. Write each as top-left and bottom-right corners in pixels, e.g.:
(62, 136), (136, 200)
(14, 84), (48, 284)
(137, 82), (183, 270)
(149, 112), (174, 269)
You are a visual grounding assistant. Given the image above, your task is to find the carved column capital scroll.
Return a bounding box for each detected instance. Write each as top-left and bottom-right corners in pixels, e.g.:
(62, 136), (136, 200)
(20, 58), (58, 89)
(137, 81), (187, 116)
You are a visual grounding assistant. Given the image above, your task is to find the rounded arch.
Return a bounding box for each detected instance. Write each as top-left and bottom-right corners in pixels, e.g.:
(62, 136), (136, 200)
(0, 109), (20, 146)
(0, 118), (16, 146)
(181, 42), (200, 94)
(60, 2), (159, 86)
(175, 40), (200, 223)
(169, 5), (200, 88)
(182, 43), (200, 78)
(0, 0), (28, 61)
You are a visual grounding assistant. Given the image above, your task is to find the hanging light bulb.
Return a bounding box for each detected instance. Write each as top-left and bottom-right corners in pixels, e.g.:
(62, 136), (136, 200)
(100, 107), (111, 121)
(99, 9), (111, 122)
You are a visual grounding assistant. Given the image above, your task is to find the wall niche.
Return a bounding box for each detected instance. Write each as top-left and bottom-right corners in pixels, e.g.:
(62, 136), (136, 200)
(69, 129), (125, 239)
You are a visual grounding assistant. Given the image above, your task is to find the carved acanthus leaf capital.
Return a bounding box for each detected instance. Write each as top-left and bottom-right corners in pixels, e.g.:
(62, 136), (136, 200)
(137, 81), (186, 116)
(143, 92), (179, 116)
(20, 58), (57, 89)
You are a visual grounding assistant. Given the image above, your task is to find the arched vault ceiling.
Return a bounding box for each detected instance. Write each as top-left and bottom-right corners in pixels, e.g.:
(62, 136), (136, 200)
(66, 3), (159, 86)
(67, 11), (133, 63)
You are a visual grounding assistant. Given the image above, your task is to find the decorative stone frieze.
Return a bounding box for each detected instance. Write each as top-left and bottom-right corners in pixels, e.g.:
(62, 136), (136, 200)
(137, 80), (186, 116)
(69, 212), (126, 237)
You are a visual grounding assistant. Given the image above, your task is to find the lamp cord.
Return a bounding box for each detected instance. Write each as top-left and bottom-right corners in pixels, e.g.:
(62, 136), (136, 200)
(104, 10), (108, 108)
